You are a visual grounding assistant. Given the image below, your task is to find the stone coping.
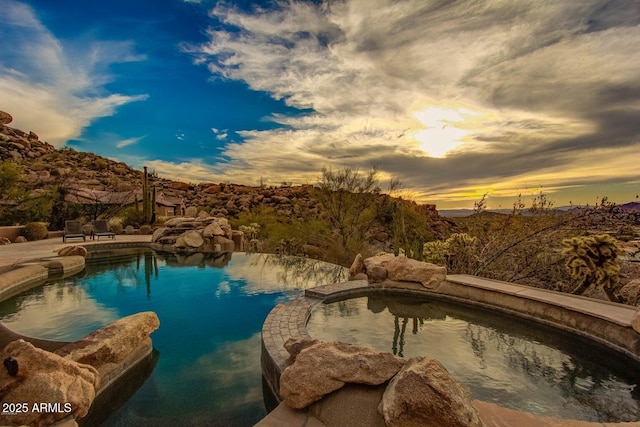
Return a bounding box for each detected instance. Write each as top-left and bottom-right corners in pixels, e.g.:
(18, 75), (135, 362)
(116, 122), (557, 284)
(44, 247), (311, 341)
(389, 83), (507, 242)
(260, 276), (640, 426)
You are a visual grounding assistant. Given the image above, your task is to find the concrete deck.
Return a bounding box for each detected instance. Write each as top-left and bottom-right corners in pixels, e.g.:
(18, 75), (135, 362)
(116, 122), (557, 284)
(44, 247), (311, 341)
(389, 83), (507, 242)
(0, 234), (152, 269)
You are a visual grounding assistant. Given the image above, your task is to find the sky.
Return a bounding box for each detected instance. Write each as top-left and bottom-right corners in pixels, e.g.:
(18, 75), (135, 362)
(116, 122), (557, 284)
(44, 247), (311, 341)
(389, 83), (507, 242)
(1, 0), (639, 209)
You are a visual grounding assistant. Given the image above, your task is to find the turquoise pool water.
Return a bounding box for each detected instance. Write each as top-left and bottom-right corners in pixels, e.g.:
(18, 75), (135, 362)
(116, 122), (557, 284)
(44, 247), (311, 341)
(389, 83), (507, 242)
(306, 295), (640, 423)
(0, 250), (347, 426)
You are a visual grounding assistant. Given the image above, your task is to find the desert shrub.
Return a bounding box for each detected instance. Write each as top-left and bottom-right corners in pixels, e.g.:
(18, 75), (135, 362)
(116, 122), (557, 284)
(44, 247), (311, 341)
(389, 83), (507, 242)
(23, 222), (49, 241)
(562, 234), (622, 301)
(124, 225), (135, 235)
(232, 206), (334, 260)
(139, 224), (153, 235)
(94, 158), (108, 170)
(108, 218), (123, 235)
(121, 207), (145, 228)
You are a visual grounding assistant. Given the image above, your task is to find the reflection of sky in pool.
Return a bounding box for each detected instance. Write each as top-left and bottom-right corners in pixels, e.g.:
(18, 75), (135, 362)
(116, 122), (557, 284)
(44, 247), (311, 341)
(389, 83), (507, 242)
(306, 295), (640, 423)
(0, 251), (347, 426)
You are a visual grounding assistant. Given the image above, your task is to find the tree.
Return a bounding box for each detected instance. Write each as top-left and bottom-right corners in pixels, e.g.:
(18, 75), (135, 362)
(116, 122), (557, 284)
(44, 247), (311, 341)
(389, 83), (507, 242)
(313, 166), (381, 253)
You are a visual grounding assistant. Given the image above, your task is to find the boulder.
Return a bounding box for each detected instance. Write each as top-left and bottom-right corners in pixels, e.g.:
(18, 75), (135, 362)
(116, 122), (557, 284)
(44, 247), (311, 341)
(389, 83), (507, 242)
(184, 206), (198, 217)
(0, 237), (11, 245)
(379, 358), (482, 427)
(386, 256), (446, 288)
(55, 312), (160, 374)
(180, 230), (204, 248)
(151, 226), (168, 242)
(364, 254), (446, 288)
(231, 230), (244, 251)
(203, 222), (225, 238)
(0, 110), (12, 125)
(14, 236), (27, 243)
(212, 235), (235, 252)
(0, 339), (99, 426)
(280, 340), (404, 409)
(632, 308), (640, 334)
(349, 253), (365, 279)
(58, 246), (88, 257)
(284, 337), (321, 362)
(367, 264), (389, 283)
(619, 279), (640, 306)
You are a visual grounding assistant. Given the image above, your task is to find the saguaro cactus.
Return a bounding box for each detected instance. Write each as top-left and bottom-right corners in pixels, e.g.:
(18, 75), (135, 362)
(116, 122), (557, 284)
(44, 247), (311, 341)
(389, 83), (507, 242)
(142, 166), (156, 225)
(562, 234), (622, 302)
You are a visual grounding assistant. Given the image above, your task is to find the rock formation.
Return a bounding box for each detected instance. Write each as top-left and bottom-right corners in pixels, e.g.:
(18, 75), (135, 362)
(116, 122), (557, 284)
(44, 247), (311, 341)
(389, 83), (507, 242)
(360, 253), (447, 288)
(58, 246), (88, 257)
(0, 340), (99, 426)
(379, 358), (482, 427)
(280, 339), (404, 409)
(55, 312), (159, 377)
(0, 311), (160, 426)
(279, 339), (485, 427)
(151, 215), (241, 253)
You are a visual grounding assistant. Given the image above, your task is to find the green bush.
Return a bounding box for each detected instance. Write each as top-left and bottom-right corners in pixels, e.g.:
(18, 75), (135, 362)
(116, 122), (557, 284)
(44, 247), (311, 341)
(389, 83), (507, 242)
(24, 222), (49, 241)
(120, 207), (145, 228)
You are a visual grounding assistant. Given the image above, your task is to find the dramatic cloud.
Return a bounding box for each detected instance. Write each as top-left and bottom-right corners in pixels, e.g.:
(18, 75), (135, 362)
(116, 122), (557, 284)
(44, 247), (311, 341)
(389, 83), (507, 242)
(0, 0), (147, 147)
(183, 0), (640, 207)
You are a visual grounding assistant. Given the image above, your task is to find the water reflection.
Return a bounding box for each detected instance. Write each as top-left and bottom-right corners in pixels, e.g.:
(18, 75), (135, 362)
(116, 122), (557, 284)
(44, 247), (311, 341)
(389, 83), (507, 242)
(306, 295), (640, 423)
(0, 250), (348, 427)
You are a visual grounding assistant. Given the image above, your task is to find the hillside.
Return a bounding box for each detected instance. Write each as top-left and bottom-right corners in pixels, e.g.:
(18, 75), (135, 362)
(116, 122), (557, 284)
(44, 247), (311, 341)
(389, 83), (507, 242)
(0, 110), (451, 241)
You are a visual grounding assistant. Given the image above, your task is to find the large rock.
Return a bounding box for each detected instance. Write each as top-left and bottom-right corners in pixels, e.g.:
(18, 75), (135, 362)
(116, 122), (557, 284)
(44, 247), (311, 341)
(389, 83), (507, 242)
(379, 358), (482, 427)
(203, 222), (225, 238)
(58, 246), (88, 257)
(179, 230), (204, 248)
(349, 253), (365, 279)
(280, 340), (404, 409)
(151, 216), (241, 253)
(619, 279), (640, 306)
(0, 110), (12, 125)
(364, 254), (446, 288)
(0, 339), (99, 426)
(55, 312), (160, 374)
(386, 256), (446, 288)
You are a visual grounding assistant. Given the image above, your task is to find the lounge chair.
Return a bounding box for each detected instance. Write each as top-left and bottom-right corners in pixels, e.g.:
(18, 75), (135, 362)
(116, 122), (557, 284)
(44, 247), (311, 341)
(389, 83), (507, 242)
(92, 220), (116, 241)
(63, 220), (86, 243)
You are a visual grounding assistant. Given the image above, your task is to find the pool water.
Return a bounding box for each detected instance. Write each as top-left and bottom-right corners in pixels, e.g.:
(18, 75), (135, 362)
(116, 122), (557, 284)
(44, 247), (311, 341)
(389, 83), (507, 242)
(306, 295), (640, 423)
(0, 250), (347, 426)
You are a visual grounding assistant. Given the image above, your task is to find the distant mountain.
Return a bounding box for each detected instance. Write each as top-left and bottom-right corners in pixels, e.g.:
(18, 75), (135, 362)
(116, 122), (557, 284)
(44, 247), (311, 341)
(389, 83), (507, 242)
(440, 202), (640, 218)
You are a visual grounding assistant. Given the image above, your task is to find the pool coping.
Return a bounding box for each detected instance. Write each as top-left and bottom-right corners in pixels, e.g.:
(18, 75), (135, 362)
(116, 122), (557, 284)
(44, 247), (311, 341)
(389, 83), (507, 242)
(260, 276), (640, 427)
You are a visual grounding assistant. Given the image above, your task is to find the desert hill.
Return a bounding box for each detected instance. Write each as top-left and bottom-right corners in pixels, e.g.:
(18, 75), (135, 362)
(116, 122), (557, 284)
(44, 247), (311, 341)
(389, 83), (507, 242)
(0, 110), (451, 239)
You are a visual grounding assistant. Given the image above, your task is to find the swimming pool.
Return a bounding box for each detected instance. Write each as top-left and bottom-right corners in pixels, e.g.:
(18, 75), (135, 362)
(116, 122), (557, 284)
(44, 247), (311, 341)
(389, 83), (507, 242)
(306, 295), (640, 423)
(0, 249), (347, 426)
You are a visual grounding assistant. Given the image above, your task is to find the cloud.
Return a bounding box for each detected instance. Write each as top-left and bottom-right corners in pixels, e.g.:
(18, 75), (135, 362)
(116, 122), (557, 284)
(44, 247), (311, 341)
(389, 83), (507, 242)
(181, 0), (640, 207)
(0, 0), (148, 147)
(116, 136), (145, 148)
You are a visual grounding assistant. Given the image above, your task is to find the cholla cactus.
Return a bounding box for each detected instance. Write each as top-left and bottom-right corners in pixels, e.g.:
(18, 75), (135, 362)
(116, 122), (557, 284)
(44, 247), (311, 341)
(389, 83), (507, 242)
(423, 240), (448, 266)
(445, 233), (479, 274)
(423, 233), (479, 273)
(562, 234), (621, 301)
(238, 223), (261, 240)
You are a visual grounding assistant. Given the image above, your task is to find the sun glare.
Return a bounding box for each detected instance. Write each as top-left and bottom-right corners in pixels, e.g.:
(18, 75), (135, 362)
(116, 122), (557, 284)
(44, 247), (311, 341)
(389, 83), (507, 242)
(412, 106), (479, 158)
